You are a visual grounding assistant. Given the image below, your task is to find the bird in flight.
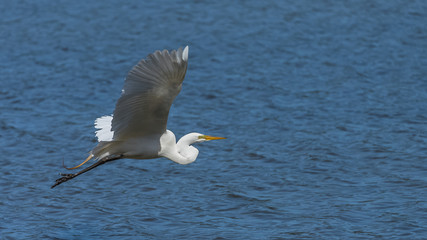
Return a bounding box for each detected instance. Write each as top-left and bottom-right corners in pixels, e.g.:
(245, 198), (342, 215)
(52, 46), (225, 188)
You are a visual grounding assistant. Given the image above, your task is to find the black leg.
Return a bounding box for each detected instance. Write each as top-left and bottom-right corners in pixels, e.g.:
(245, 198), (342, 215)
(51, 155), (123, 189)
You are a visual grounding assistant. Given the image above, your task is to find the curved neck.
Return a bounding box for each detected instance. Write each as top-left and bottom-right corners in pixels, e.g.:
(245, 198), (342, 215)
(159, 131), (199, 165)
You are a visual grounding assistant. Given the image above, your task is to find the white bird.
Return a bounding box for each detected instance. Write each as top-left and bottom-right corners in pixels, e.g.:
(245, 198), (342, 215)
(52, 46), (225, 188)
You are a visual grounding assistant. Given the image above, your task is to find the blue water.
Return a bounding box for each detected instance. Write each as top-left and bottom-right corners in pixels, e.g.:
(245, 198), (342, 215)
(1, 0), (426, 239)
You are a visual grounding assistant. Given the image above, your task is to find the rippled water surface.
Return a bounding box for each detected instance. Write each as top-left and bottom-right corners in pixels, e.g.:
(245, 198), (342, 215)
(1, 0), (427, 239)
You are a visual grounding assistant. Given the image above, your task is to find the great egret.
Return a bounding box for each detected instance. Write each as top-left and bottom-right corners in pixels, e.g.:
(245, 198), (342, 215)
(51, 46), (225, 188)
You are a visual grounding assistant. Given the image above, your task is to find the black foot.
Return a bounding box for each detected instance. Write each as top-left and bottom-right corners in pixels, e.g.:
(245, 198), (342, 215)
(60, 173), (75, 177)
(51, 173), (76, 189)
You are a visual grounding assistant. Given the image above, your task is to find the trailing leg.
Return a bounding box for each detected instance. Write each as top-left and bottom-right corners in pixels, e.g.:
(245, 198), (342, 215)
(51, 155), (123, 189)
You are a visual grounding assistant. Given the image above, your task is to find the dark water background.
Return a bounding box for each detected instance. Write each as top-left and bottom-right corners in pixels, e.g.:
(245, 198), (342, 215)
(1, 0), (426, 239)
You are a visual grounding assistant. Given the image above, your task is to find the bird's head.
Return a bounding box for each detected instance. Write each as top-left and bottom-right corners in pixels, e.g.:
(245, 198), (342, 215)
(178, 132), (226, 146)
(195, 133), (226, 143)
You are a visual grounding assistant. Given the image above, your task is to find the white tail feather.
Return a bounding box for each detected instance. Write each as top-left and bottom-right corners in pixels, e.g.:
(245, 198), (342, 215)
(95, 115), (114, 142)
(182, 46), (189, 61)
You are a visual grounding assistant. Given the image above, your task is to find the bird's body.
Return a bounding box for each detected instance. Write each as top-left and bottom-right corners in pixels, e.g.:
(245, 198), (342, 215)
(52, 46), (225, 188)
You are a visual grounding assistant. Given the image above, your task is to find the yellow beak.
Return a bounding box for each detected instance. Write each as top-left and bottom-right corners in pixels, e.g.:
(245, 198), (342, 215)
(202, 135), (227, 141)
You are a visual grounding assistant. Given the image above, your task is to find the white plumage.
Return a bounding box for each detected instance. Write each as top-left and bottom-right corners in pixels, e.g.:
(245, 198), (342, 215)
(94, 115), (114, 142)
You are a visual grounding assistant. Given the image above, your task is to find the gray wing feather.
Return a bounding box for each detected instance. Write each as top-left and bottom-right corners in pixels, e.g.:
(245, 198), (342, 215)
(111, 47), (188, 140)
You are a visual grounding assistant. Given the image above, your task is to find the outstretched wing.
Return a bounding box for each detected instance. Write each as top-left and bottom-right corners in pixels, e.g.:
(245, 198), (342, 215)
(111, 46), (189, 140)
